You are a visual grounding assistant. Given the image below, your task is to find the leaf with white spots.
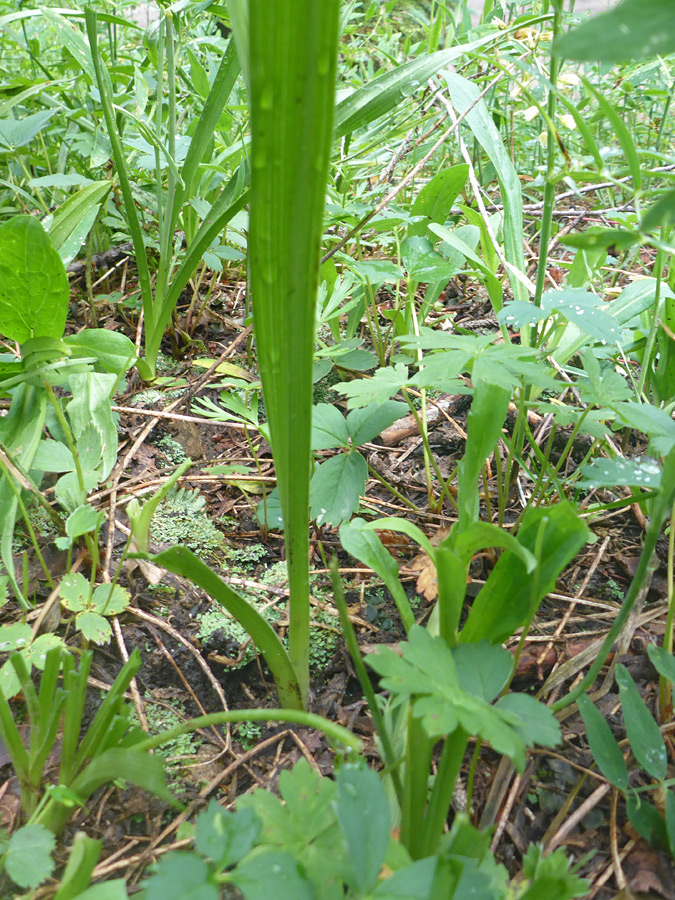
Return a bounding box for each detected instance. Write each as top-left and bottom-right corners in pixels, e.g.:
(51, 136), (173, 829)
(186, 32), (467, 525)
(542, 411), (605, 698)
(578, 457), (661, 491)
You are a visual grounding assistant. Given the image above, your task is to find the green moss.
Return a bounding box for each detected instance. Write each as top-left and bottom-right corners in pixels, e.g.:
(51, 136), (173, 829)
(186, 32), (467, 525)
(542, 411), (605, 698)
(156, 435), (188, 464)
(152, 487), (224, 554)
(130, 701), (199, 787)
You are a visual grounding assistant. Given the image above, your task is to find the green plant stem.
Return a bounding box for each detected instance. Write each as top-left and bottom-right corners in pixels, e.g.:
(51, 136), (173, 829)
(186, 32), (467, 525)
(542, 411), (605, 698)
(533, 0), (563, 309)
(420, 728), (469, 857)
(135, 708), (360, 754)
(329, 557), (404, 808)
(659, 501), (675, 720)
(401, 709), (434, 859)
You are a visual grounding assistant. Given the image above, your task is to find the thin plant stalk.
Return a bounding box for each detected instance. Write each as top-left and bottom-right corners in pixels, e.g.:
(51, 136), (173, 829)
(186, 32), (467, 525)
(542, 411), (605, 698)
(659, 501), (675, 721)
(533, 0), (564, 309)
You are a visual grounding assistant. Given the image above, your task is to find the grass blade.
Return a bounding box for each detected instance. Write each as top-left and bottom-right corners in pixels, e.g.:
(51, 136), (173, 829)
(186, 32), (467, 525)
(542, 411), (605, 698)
(248, 0), (341, 706)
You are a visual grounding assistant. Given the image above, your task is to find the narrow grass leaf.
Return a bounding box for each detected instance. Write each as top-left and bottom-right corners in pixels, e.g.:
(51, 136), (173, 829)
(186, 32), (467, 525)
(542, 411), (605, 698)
(443, 71), (528, 304)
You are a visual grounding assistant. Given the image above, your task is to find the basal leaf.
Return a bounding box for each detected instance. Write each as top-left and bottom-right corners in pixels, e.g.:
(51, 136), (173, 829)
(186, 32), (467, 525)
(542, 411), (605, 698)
(64, 329), (137, 375)
(195, 801), (261, 867)
(494, 694), (561, 751)
(76, 611), (112, 645)
(335, 363), (410, 408)
(5, 824), (55, 889)
(336, 763), (390, 894)
(616, 664), (667, 780)
(310, 452), (367, 527)
(91, 584), (131, 616)
(233, 850), (313, 900)
(0, 216), (68, 343)
(143, 852), (217, 900)
(60, 572), (90, 612)
(577, 693), (628, 791)
(346, 401), (408, 446)
(452, 642), (512, 703)
(311, 403), (350, 450)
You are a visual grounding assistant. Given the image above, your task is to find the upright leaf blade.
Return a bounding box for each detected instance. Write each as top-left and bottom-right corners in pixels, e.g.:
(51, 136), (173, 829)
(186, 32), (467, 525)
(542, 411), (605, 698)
(248, 0), (341, 706)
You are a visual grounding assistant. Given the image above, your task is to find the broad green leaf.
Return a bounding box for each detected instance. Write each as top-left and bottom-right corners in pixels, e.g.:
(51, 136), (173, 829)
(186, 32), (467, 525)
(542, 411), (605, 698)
(66, 373), (118, 477)
(5, 824), (55, 889)
(647, 645), (675, 684)
(32, 439), (76, 473)
(368, 627), (537, 770)
(310, 451), (367, 527)
(25, 633), (63, 670)
(461, 502), (591, 644)
(311, 404), (350, 450)
(643, 188), (675, 233)
(77, 611), (112, 645)
(400, 236), (459, 284)
(577, 694), (628, 791)
(195, 802), (261, 867)
(336, 364), (410, 408)
(372, 857), (437, 898)
(60, 572), (90, 612)
(350, 258), (404, 283)
(616, 663), (667, 780)
(68, 881), (129, 900)
(239, 759), (345, 898)
(457, 380), (510, 529)
(0, 216), (68, 343)
(0, 623), (32, 652)
(346, 401), (407, 446)
(578, 457), (661, 491)
(64, 328), (136, 375)
(233, 850), (314, 900)
(613, 401), (675, 455)
(407, 164), (469, 240)
(0, 109), (56, 151)
(542, 289), (622, 345)
(555, 0), (675, 62)
(46, 181), (112, 266)
(452, 642), (512, 703)
(143, 852), (217, 900)
(91, 584), (130, 616)
(494, 693), (560, 751)
(66, 504), (103, 539)
(626, 795), (668, 851)
(337, 763), (390, 894)
(248, 0), (341, 706)
(339, 518), (415, 631)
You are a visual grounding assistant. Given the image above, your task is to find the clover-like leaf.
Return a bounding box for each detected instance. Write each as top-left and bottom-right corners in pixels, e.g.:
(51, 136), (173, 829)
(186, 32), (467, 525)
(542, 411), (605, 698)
(91, 583), (131, 616)
(76, 611), (112, 645)
(60, 572), (90, 612)
(5, 824), (55, 889)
